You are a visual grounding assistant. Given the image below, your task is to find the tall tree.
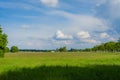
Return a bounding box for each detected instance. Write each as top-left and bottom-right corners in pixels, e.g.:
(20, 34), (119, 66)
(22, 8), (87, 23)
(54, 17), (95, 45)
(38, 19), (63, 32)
(0, 26), (8, 57)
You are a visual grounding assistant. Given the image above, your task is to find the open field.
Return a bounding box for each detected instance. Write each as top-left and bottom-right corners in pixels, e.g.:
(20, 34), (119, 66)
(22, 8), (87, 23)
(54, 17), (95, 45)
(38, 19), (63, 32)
(1, 52), (120, 80)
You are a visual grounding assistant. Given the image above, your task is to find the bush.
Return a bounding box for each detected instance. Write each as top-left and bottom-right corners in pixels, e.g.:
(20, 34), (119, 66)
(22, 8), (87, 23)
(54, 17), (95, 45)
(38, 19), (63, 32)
(57, 46), (67, 52)
(11, 46), (19, 53)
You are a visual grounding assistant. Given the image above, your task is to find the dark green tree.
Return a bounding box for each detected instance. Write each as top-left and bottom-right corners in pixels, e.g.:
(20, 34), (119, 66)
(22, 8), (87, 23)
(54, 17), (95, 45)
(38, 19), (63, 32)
(58, 46), (67, 52)
(11, 46), (19, 53)
(0, 26), (8, 57)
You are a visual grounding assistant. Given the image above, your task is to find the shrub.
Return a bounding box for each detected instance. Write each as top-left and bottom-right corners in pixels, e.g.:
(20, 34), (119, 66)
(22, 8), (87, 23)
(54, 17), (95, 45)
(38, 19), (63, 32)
(11, 46), (19, 53)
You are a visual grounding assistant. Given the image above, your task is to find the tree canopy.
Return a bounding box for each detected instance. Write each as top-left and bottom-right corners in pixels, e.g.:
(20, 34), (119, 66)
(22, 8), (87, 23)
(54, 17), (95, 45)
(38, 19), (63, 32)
(0, 26), (8, 57)
(11, 46), (19, 53)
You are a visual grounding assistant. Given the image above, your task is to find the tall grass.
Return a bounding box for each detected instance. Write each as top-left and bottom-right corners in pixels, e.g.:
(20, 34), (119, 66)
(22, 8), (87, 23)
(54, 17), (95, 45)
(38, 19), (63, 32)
(1, 65), (120, 80)
(0, 52), (120, 80)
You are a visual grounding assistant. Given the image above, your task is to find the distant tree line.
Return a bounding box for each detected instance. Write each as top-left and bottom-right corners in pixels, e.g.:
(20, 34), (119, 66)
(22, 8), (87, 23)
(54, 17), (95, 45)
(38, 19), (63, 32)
(20, 49), (52, 52)
(19, 38), (120, 53)
(69, 38), (120, 52)
(90, 38), (120, 52)
(56, 38), (120, 52)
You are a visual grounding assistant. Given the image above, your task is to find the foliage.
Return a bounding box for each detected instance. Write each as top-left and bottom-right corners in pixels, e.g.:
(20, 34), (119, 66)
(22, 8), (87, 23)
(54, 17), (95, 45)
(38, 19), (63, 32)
(91, 40), (120, 52)
(0, 50), (4, 57)
(68, 38), (120, 52)
(56, 46), (67, 52)
(0, 26), (8, 57)
(5, 47), (9, 53)
(10, 46), (19, 53)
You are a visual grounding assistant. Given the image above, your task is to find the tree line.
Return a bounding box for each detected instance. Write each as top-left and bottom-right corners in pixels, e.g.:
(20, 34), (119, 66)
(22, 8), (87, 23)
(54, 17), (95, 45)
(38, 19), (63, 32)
(91, 39), (120, 52)
(20, 39), (120, 53)
(56, 39), (120, 52)
(69, 39), (120, 52)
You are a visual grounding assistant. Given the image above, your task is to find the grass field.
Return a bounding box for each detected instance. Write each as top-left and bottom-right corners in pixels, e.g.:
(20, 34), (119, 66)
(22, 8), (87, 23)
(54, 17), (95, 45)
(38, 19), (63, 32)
(1, 52), (120, 80)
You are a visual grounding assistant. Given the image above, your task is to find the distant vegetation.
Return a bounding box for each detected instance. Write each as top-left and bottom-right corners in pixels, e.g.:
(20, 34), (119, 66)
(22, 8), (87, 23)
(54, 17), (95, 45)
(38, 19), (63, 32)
(91, 39), (120, 52)
(20, 38), (120, 52)
(10, 46), (19, 53)
(69, 38), (120, 52)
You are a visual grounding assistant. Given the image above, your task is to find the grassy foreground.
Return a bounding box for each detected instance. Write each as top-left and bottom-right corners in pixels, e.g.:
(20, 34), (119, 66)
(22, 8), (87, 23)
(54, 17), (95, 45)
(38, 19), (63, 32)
(0, 52), (120, 80)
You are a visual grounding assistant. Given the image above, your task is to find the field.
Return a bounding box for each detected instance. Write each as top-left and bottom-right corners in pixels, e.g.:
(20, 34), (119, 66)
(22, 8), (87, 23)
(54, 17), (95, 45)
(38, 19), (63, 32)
(1, 52), (120, 80)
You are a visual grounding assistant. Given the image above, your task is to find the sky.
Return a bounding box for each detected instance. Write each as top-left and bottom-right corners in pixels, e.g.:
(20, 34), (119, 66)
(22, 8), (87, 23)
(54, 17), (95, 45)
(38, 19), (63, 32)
(0, 0), (120, 49)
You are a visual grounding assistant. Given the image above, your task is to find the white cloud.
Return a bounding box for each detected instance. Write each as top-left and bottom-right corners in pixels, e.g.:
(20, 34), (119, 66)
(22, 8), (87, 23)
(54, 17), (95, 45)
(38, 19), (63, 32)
(52, 40), (73, 45)
(83, 39), (98, 44)
(77, 31), (90, 39)
(54, 30), (73, 40)
(100, 32), (110, 38)
(21, 25), (30, 29)
(109, 37), (115, 41)
(50, 11), (109, 32)
(76, 31), (98, 44)
(40, 0), (58, 7)
(52, 30), (98, 45)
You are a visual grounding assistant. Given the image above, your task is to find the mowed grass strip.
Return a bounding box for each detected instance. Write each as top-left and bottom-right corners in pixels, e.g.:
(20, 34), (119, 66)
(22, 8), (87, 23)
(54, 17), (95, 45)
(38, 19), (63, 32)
(1, 52), (120, 80)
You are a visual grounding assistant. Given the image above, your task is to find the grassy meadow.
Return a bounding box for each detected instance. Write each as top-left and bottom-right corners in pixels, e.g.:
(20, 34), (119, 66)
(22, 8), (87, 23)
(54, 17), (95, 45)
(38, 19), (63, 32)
(1, 52), (120, 80)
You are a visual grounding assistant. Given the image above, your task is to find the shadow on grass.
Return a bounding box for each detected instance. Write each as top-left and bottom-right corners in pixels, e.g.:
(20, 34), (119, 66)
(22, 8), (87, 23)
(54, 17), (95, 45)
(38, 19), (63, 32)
(0, 65), (120, 80)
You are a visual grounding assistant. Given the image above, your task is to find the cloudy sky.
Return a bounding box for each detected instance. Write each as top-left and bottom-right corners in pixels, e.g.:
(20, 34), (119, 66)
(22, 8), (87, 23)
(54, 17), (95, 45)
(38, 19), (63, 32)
(0, 0), (120, 49)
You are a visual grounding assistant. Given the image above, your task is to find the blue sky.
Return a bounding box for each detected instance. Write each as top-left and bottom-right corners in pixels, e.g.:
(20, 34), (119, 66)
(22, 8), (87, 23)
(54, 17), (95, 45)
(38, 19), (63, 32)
(0, 0), (120, 49)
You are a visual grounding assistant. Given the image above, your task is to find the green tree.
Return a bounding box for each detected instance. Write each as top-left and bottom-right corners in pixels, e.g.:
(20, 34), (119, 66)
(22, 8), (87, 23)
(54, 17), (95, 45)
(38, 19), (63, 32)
(58, 46), (67, 52)
(0, 26), (8, 57)
(115, 38), (120, 52)
(5, 47), (10, 53)
(11, 46), (19, 53)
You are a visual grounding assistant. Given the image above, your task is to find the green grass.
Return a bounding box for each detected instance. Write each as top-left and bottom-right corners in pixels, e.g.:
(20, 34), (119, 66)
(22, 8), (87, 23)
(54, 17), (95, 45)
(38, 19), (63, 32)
(1, 52), (120, 80)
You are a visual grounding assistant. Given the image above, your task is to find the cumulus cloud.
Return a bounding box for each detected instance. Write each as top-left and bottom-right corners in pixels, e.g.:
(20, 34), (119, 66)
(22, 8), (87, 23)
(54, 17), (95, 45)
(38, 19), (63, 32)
(40, 0), (58, 7)
(77, 31), (90, 39)
(100, 32), (110, 38)
(52, 30), (99, 45)
(100, 32), (115, 41)
(54, 30), (73, 40)
(75, 31), (98, 44)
